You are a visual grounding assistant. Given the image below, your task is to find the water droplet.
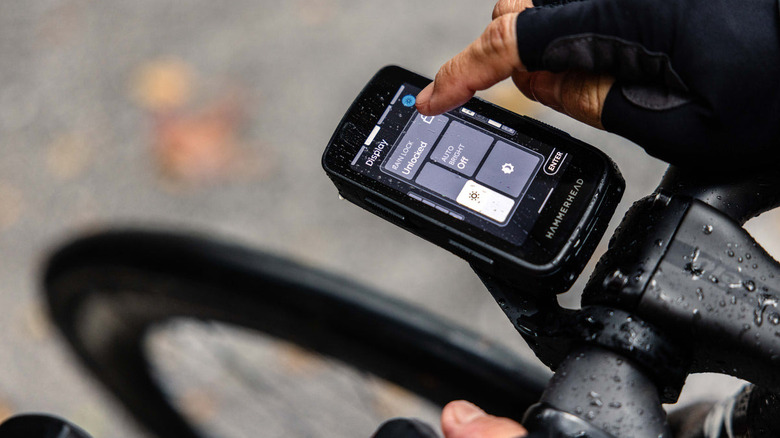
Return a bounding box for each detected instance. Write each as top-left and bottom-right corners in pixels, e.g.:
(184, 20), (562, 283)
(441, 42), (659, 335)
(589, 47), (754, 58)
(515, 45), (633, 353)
(574, 407), (583, 415)
(709, 275), (719, 284)
(515, 322), (537, 337)
(728, 281), (743, 289)
(588, 391), (603, 407)
(608, 402), (622, 409)
(746, 253), (752, 260)
(738, 257), (744, 263)
(703, 225), (713, 235)
(731, 296), (738, 305)
(695, 288), (704, 301)
(755, 294), (778, 327)
(753, 264), (759, 270)
(744, 281), (756, 292)
(586, 411), (596, 420)
(769, 313), (780, 326)
(685, 263), (704, 279)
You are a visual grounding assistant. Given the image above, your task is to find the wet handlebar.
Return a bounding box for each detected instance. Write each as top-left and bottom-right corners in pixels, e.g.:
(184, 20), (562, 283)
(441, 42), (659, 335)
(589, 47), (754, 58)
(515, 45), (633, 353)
(658, 166), (780, 225)
(480, 165), (780, 438)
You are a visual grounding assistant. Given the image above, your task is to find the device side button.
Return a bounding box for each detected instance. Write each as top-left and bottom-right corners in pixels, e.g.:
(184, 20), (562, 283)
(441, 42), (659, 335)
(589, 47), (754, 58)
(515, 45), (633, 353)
(447, 239), (494, 266)
(339, 122), (366, 146)
(364, 197), (406, 222)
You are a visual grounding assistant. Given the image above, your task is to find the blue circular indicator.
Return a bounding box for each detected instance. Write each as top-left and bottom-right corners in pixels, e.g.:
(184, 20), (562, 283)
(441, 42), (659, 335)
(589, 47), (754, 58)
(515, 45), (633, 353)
(401, 95), (416, 107)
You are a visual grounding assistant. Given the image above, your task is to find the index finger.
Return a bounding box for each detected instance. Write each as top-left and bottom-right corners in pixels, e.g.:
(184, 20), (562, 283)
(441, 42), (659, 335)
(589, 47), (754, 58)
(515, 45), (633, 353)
(415, 13), (525, 116)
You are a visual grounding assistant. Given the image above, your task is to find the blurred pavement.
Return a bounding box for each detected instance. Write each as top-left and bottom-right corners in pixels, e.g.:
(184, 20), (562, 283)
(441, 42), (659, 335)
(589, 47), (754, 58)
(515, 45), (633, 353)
(1, 1), (779, 437)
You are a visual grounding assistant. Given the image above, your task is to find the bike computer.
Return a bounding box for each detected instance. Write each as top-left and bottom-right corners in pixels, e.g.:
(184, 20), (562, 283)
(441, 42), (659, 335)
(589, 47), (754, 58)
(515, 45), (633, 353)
(322, 66), (624, 293)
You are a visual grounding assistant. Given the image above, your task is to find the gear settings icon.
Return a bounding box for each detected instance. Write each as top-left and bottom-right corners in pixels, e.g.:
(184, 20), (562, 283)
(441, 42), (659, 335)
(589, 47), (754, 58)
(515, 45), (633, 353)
(501, 163), (515, 174)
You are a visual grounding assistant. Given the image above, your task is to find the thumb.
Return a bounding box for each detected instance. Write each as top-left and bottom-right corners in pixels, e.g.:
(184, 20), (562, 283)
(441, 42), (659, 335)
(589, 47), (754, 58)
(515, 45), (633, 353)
(515, 70), (614, 129)
(441, 401), (527, 438)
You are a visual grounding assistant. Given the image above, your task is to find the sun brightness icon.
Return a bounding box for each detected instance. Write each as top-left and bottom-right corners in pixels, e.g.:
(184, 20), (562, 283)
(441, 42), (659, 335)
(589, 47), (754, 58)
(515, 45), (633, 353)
(468, 191), (480, 202)
(501, 163), (515, 174)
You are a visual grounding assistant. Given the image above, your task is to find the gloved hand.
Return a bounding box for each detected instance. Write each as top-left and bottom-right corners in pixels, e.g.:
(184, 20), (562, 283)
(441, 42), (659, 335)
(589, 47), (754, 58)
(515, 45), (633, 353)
(416, 0), (780, 168)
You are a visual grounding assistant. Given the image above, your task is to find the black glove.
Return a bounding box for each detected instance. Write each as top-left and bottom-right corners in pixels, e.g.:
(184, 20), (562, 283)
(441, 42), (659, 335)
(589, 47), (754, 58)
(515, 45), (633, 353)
(371, 418), (439, 438)
(515, 0), (780, 168)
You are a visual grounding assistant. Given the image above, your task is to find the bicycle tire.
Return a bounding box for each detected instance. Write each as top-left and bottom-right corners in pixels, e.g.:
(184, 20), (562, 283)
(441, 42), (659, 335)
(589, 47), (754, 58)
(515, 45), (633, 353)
(42, 229), (549, 438)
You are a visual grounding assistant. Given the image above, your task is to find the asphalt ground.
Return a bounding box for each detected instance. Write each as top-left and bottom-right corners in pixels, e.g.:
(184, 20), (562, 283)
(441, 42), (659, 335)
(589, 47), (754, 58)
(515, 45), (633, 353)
(2, 1), (779, 437)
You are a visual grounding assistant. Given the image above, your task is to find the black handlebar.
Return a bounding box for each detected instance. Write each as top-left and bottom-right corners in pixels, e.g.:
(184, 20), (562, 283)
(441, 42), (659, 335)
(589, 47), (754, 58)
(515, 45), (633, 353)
(658, 166), (780, 225)
(484, 165), (780, 438)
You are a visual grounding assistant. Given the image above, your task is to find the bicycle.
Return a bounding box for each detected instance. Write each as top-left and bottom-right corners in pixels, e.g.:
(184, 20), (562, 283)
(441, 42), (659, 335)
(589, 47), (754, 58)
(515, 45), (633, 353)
(31, 164), (780, 437)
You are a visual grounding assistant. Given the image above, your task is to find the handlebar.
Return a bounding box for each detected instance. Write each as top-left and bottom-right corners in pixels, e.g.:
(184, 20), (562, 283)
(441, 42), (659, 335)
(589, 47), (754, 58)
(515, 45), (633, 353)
(483, 165), (780, 437)
(658, 166), (780, 225)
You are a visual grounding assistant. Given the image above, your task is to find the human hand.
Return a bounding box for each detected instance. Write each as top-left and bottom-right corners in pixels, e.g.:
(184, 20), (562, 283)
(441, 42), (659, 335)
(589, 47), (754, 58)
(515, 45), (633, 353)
(416, 0), (780, 168)
(440, 401), (527, 438)
(371, 401), (526, 438)
(416, 0), (613, 131)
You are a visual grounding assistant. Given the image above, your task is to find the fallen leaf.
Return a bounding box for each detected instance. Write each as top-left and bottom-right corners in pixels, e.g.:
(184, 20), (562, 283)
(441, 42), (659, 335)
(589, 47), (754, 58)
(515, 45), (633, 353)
(153, 92), (273, 186)
(131, 58), (194, 111)
(154, 94), (238, 182)
(0, 183), (23, 231)
(0, 396), (15, 424)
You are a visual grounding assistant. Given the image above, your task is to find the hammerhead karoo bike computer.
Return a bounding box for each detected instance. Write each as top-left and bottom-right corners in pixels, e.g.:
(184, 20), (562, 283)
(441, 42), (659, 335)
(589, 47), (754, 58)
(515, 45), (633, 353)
(323, 66), (624, 293)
